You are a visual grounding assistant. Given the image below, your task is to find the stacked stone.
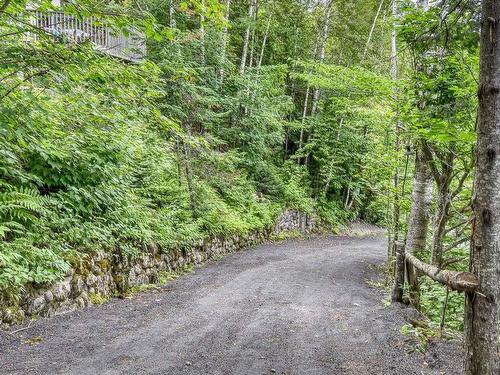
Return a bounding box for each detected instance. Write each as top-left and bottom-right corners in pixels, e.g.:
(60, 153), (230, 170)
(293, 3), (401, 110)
(1, 209), (317, 325)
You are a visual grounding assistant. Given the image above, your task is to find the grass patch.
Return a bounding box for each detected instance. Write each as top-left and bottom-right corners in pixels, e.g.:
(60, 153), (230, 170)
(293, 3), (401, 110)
(270, 229), (303, 242)
(157, 265), (195, 285)
(88, 292), (109, 305)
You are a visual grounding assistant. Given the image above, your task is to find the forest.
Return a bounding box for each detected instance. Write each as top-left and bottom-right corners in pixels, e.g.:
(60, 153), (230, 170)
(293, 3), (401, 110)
(0, 0), (498, 374)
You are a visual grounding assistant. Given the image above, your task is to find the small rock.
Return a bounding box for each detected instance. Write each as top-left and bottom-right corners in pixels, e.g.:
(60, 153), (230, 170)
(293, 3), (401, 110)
(270, 369), (276, 373)
(2, 309), (14, 323)
(72, 277), (85, 295)
(44, 291), (54, 303)
(75, 297), (86, 308)
(53, 281), (71, 301)
(86, 274), (97, 287)
(185, 361), (192, 366)
(30, 296), (46, 314)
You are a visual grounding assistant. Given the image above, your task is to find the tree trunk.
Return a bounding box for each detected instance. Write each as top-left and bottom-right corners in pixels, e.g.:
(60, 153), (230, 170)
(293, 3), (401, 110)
(405, 149), (433, 309)
(248, 1), (258, 68)
(297, 34), (319, 164)
(182, 125), (196, 214)
(406, 150), (433, 254)
(239, 0), (255, 75)
(298, 85), (310, 164)
(362, 0), (384, 60)
(418, 0), (429, 11)
(310, 0), (333, 115)
(430, 165), (453, 266)
(284, 127), (289, 160)
(392, 241), (405, 302)
(169, 0), (176, 28)
(219, 0), (231, 83)
(200, 0), (206, 66)
(257, 12), (271, 68)
(175, 139), (183, 186)
(464, 1), (500, 373)
(389, 0), (400, 260)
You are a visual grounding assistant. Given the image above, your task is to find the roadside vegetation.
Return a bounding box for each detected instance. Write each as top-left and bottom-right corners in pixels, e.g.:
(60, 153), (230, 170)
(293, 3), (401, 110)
(1, 2), (499, 371)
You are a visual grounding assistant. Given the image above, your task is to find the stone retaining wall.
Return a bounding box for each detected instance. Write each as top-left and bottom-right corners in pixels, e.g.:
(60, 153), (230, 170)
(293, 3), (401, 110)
(0, 210), (316, 325)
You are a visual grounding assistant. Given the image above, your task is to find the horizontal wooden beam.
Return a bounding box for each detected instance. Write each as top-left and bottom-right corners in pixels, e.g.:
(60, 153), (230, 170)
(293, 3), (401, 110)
(405, 251), (479, 293)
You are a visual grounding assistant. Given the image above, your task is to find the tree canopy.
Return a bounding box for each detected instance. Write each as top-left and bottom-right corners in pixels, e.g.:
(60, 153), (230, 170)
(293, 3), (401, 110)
(1, 0), (498, 371)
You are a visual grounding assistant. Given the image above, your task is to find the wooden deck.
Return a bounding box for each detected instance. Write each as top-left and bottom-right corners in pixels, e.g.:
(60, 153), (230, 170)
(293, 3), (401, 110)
(27, 10), (146, 62)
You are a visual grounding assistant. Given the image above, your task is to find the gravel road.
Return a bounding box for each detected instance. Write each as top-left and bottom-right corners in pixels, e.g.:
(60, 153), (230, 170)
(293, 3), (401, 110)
(0, 233), (463, 374)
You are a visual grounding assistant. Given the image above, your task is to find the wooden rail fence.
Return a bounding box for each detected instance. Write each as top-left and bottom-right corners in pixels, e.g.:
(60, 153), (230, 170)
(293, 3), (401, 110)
(391, 241), (479, 304)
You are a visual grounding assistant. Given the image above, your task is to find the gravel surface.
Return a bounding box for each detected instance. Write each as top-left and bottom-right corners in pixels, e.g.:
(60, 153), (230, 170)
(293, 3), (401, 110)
(0, 233), (463, 374)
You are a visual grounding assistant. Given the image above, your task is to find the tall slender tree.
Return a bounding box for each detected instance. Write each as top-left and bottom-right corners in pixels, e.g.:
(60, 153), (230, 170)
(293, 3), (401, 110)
(240, 0), (256, 74)
(389, 0), (401, 260)
(200, 0), (206, 66)
(405, 149), (433, 308)
(464, 0), (500, 373)
(219, 0), (231, 83)
(310, 0), (333, 115)
(257, 11), (272, 68)
(169, 0), (176, 28)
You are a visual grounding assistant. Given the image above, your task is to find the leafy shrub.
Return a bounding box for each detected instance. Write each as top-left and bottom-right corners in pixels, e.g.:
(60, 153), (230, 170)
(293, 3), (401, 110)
(419, 278), (465, 331)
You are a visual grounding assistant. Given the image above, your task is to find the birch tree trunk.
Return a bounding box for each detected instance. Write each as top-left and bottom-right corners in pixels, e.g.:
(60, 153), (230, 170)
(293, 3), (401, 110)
(219, 0), (231, 83)
(389, 0), (400, 260)
(464, 1), (500, 373)
(302, 0), (333, 166)
(257, 12), (272, 68)
(298, 85), (310, 164)
(200, 0), (206, 66)
(248, 2), (258, 68)
(418, 0), (429, 11)
(175, 139), (183, 186)
(405, 149), (433, 308)
(182, 124), (197, 214)
(406, 151), (433, 253)
(239, 0), (255, 75)
(169, 0), (176, 28)
(297, 35), (318, 161)
(362, 0), (384, 60)
(311, 0), (333, 115)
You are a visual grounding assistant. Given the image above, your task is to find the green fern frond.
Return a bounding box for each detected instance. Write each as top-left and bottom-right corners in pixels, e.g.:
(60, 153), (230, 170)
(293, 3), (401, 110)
(0, 183), (44, 237)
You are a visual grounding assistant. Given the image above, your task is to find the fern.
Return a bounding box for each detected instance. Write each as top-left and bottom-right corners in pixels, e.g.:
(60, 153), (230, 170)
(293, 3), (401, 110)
(0, 182), (45, 238)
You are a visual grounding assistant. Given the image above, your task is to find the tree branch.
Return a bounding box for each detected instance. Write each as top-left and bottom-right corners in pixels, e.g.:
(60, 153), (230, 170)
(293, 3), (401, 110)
(444, 218), (470, 235)
(421, 140), (441, 184)
(0, 69), (49, 101)
(451, 165), (472, 200)
(405, 251), (478, 292)
(443, 237), (470, 253)
(0, 0), (12, 15)
(442, 256), (467, 268)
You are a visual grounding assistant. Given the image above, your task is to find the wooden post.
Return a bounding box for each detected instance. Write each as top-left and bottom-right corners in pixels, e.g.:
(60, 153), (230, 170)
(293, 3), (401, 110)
(391, 241), (405, 303)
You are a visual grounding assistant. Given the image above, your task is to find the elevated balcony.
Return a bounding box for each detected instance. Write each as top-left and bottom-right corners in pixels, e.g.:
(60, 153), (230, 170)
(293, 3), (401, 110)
(26, 4), (146, 63)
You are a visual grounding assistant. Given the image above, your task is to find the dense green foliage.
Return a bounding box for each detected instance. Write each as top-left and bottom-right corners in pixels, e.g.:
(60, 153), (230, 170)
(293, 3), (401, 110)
(395, 0), (479, 331)
(0, 0), (482, 333)
(0, 0), (396, 300)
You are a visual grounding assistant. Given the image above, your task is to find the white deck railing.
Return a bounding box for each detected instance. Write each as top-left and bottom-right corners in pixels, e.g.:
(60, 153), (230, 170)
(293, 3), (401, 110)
(27, 10), (146, 62)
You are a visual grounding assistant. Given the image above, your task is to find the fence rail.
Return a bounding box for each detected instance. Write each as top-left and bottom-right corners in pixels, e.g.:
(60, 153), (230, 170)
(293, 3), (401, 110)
(391, 241), (478, 304)
(27, 10), (145, 62)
